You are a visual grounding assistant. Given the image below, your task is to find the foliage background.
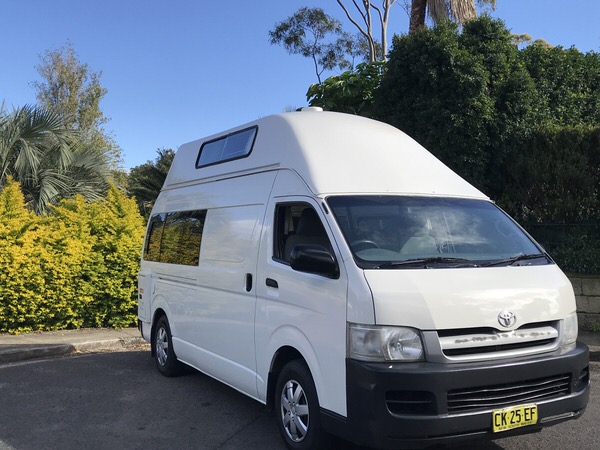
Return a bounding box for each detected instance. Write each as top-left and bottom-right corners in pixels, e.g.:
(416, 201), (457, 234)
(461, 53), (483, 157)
(0, 179), (144, 334)
(2, 13), (598, 334)
(310, 16), (600, 274)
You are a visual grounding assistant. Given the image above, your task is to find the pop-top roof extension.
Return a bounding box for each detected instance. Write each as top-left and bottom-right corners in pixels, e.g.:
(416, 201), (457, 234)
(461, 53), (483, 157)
(163, 109), (487, 200)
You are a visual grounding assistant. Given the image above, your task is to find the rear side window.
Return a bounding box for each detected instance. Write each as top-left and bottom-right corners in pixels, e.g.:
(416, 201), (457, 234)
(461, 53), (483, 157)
(143, 210), (207, 265)
(196, 126), (257, 168)
(144, 214), (166, 262)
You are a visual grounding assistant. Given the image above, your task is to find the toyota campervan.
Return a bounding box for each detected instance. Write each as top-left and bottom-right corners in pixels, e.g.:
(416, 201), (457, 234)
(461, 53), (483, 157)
(138, 109), (589, 449)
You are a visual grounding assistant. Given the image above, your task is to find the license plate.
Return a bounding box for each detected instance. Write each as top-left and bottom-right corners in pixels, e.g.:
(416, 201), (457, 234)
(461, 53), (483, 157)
(492, 404), (538, 432)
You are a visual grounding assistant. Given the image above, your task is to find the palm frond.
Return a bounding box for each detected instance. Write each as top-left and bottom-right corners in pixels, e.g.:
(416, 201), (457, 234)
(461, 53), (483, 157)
(427, 0), (450, 21)
(0, 104), (111, 214)
(425, 0), (478, 25)
(449, 0), (476, 24)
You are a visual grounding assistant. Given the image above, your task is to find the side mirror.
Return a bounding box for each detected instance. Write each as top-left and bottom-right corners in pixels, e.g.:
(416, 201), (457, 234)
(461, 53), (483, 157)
(290, 244), (339, 279)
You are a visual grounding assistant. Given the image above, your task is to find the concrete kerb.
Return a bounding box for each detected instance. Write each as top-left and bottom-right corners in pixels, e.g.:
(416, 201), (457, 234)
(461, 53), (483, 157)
(0, 328), (148, 365)
(579, 331), (600, 362)
(0, 327), (598, 365)
(589, 346), (600, 362)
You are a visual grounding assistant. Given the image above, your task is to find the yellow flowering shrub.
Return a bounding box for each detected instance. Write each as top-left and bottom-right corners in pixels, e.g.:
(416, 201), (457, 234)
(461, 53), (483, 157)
(0, 179), (145, 333)
(77, 185), (145, 328)
(0, 179), (45, 333)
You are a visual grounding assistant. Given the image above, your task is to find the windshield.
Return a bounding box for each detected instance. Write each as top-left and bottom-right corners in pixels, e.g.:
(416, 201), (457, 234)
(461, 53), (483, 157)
(327, 196), (549, 269)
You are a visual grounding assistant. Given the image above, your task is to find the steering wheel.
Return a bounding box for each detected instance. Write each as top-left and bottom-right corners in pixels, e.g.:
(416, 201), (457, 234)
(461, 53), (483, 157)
(351, 240), (379, 252)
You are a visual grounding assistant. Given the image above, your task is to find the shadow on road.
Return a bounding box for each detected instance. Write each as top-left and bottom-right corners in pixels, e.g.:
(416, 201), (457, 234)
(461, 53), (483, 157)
(1, 351), (596, 450)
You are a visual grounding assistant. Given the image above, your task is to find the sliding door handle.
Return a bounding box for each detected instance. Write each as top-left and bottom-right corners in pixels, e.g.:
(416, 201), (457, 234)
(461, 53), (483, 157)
(245, 273), (253, 292)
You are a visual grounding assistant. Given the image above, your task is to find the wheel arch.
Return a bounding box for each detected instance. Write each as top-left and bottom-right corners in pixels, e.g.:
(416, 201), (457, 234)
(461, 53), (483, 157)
(150, 308), (167, 356)
(266, 345), (306, 410)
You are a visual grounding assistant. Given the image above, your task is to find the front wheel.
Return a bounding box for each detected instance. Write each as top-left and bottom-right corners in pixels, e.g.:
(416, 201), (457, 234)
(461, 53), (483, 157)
(152, 315), (184, 377)
(275, 360), (324, 450)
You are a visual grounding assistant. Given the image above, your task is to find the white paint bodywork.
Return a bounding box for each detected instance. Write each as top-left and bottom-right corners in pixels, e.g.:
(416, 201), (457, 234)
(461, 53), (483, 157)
(364, 265), (574, 330)
(164, 110), (486, 199)
(138, 110), (576, 419)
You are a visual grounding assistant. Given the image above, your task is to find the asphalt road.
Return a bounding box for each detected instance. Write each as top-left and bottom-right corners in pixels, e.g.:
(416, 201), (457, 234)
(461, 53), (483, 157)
(0, 350), (598, 450)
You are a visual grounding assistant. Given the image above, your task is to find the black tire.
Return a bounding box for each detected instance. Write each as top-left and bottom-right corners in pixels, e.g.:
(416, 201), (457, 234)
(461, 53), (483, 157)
(275, 360), (324, 450)
(152, 315), (184, 377)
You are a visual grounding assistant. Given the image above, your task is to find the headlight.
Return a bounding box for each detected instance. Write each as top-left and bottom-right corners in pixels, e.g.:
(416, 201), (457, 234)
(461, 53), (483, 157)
(559, 312), (578, 347)
(348, 324), (424, 362)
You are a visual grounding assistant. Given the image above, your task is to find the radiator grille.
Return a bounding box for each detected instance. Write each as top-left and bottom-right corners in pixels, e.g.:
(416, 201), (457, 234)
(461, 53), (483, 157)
(447, 374), (571, 413)
(386, 391), (436, 415)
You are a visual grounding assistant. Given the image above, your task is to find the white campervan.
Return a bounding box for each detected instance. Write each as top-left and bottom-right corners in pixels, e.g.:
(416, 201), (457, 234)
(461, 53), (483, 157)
(138, 109), (589, 449)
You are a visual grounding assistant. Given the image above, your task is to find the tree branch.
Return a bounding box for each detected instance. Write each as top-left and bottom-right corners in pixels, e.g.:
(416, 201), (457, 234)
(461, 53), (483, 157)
(336, 0), (377, 62)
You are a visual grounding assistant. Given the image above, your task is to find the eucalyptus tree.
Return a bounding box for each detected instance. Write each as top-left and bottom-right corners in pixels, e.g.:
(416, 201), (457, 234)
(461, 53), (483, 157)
(269, 7), (362, 83)
(0, 104), (110, 214)
(33, 42), (121, 169)
(335, 0), (397, 61)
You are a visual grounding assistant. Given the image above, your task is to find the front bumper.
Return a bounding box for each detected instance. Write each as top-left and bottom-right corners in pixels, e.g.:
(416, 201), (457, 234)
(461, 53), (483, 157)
(343, 342), (589, 449)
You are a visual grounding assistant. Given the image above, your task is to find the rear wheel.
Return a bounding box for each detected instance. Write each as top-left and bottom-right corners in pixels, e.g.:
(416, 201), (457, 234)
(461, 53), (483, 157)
(152, 315), (183, 377)
(275, 360), (324, 450)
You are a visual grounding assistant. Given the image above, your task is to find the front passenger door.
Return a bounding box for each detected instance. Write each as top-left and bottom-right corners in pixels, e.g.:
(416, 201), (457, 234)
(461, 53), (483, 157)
(255, 199), (349, 416)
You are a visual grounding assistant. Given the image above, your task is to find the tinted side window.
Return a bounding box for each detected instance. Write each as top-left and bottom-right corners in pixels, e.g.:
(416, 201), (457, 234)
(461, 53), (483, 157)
(143, 210), (207, 265)
(177, 211), (206, 265)
(144, 214), (166, 262)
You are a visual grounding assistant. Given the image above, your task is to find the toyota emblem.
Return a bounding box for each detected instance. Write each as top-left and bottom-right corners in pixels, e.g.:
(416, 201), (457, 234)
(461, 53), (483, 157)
(498, 311), (517, 328)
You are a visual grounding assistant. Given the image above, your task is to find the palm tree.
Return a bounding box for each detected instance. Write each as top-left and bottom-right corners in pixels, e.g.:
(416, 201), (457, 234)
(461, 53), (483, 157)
(127, 148), (175, 217)
(409, 0), (496, 34)
(0, 104), (110, 214)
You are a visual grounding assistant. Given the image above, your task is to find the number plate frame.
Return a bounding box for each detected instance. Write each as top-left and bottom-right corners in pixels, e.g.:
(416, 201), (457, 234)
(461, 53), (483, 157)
(492, 404), (538, 432)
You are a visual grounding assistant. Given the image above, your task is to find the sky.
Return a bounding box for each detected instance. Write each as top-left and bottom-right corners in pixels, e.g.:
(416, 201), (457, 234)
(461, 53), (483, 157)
(1, 0), (599, 170)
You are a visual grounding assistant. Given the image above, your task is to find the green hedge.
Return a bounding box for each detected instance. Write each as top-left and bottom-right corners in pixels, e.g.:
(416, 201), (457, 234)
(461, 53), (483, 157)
(0, 179), (145, 334)
(500, 126), (600, 274)
(524, 223), (600, 275)
(371, 18), (599, 274)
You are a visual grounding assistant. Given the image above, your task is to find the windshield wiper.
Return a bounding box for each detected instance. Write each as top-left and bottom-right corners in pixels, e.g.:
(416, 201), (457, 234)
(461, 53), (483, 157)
(374, 257), (477, 269)
(483, 253), (548, 267)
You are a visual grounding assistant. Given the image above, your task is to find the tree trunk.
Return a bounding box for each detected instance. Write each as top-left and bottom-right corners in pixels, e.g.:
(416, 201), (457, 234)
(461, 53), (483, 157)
(409, 0), (427, 34)
(337, 0), (377, 62)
